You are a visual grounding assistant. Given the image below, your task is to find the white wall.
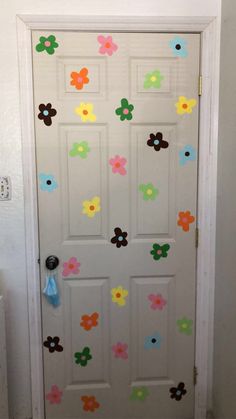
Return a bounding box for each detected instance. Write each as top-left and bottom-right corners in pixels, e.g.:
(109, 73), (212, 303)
(213, 0), (236, 417)
(0, 1), (221, 418)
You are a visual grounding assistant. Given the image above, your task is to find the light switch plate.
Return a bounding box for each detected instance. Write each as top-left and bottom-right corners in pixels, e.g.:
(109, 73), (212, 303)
(0, 176), (11, 200)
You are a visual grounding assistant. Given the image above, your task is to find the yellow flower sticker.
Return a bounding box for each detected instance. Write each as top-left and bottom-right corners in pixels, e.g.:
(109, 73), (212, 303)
(82, 196), (101, 218)
(111, 286), (128, 307)
(175, 96), (197, 115)
(75, 103), (97, 122)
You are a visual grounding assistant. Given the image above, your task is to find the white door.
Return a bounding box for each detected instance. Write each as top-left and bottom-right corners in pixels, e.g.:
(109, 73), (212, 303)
(32, 30), (200, 419)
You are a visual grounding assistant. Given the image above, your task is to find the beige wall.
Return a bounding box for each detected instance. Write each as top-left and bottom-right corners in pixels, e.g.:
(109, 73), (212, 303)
(213, 0), (236, 418)
(0, 1), (221, 418)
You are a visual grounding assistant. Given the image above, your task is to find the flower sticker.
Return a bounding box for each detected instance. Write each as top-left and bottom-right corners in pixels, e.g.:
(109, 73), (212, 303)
(36, 35), (59, 55)
(80, 312), (99, 331)
(111, 227), (128, 248)
(39, 174), (58, 192)
(147, 132), (169, 151)
(175, 96), (197, 115)
(46, 385), (63, 404)
(111, 286), (128, 307)
(169, 382), (187, 401)
(144, 332), (162, 350)
(70, 68), (89, 90)
(38, 103), (57, 126)
(115, 98), (134, 121)
(109, 155), (127, 176)
(179, 145), (196, 166)
(169, 37), (188, 58)
(177, 211), (195, 232)
(112, 342), (128, 359)
(81, 396), (100, 412)
(82, 196), (101, 218)
(69, 141), (90, 159)
(62, 257), (80, 277)
(130, 387), (149, 401)
(150, 243), (170, 261)
(97, 35), (118, 56)
(74, 347), (92, 366)
(177, 317), (193, 335)
(43, 336), (63, 353)
(148, 294), (167, 311)
(144, 70), (164, 89)
(139, 183), (158, 201)
(75, 103), (96, 122)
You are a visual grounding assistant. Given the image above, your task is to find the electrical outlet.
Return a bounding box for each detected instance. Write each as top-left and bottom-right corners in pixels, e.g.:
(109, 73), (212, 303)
(0, 176), (11, 200)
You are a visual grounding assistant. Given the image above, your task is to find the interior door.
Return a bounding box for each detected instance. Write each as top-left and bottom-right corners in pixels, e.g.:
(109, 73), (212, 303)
(32, 30), (200, 419)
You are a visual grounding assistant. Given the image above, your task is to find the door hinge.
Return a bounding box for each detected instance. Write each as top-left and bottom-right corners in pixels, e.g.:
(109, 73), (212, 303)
(198, 75), (202, 96)
(193, 366), (198, 385)
(195, 227), (199, 248)
(37, 258), (40, 264)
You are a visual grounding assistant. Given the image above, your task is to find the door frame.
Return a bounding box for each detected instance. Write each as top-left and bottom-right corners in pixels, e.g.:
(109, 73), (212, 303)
(17, 15), (220, 419)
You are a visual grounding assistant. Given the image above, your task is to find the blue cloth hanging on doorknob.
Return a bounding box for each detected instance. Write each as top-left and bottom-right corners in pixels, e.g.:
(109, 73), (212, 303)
(43, 274), (61, 307)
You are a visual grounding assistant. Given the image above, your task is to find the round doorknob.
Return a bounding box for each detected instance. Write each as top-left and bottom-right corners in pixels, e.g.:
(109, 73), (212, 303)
(45, 255), (59, 271)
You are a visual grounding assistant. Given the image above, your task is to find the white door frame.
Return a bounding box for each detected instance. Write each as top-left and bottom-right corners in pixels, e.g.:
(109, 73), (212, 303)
(17, 15), (220, 419)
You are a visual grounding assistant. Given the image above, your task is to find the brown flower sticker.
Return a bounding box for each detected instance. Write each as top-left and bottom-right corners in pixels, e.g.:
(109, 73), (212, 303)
(43, 336), (63, 353)
(111, 227), (128, 248)
(147, 132), (169, 151)
(38, 103), (57, 126)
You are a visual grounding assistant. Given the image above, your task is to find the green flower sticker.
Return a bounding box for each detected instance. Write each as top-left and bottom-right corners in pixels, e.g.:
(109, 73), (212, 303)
(139, 183), (158, 201)
(177, 317), (193, 336)
(69, 141), (90, 159)
(115, 98), (134, 121)
(35, 35), (59, 55)
(74, 347), (92, 367)
(144, 70), (164, 89)
(130, 387), (149, 401)
(150, 243), (170, 261)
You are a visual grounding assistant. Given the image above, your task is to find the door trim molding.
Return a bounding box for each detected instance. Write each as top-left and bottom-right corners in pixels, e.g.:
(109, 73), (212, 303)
(17, 15), (220, 419)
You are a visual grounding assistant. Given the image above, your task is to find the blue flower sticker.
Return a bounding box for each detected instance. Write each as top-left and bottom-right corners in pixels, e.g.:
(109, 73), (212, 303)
(144, 332), (162, 350)
(39, 173), (58, 192)
(169, 37), (188, 58)
(179, 145), (197, 166)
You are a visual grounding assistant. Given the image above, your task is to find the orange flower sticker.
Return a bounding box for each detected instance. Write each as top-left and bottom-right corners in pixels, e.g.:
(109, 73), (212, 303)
(81, 395), (100, 412)
(70, 68), (89, 90)
(80, 312), (99, 331)
(177, 211), (195, 232)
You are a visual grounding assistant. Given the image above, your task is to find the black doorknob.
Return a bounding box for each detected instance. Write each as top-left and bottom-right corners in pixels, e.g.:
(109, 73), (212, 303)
(45, 255), (59, 271)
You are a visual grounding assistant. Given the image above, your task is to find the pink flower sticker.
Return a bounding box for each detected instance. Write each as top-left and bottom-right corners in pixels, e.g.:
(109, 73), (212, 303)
(148, 294), (167, 310)
(109, 155), (127, 175)
(97, 35), (118, 56)
(112, 342), (128, 359)
(62, 257), (80, 277)
(46, 385), (63, 404)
